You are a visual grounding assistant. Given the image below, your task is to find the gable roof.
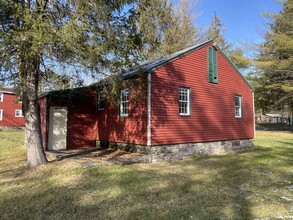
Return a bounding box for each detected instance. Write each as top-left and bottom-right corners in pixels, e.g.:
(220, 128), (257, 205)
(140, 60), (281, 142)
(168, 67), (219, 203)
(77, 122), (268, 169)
(122, 40), (254, 92)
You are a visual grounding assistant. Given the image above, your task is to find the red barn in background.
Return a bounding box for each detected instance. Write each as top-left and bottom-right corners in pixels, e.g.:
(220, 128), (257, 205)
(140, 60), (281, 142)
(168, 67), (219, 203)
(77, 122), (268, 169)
(39, 40), (255, 161)
(0, 88), (24, 129)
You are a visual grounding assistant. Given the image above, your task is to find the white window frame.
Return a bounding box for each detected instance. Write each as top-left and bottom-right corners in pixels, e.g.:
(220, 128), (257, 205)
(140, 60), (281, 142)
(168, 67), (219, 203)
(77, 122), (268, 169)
(0, 93), (3, 102)
(0, 110), (3, 121)
(97, 91), (104, 110)
(235, 95), (242, 118)
(120, 89), (129, 117)
(15, 109), (24, 117)
(179, 87), (191, 116)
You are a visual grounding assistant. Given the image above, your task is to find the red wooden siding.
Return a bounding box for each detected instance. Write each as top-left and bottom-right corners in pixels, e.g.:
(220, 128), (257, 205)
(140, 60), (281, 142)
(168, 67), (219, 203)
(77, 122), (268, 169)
(40, 89), (98, 150)
(0, 93), (24, 127)
(40, 86), (148, 150)
(151, 43), (254, 145)
(96, 86), (148, 146)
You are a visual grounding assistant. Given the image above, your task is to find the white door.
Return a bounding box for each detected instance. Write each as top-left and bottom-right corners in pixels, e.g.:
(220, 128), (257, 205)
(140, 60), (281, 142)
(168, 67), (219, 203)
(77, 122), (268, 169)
(48, 107), (68, 150)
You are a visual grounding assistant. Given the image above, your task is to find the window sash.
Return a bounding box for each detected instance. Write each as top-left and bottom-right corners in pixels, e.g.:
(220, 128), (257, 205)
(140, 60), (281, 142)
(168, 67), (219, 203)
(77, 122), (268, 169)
(97, 91), (104, 110)
(0, 110), (3, 120)
(0, 93), (3, 102)
(120, 89), (129, 116)
(15, 109), (24, 117)
(179, 88), (190, 115)
(235, 96), (242, 118)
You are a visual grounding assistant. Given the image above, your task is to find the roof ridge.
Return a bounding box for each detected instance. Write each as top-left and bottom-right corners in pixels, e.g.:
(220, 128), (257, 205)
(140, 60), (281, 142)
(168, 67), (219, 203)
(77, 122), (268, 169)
(122, 40), (214, 78)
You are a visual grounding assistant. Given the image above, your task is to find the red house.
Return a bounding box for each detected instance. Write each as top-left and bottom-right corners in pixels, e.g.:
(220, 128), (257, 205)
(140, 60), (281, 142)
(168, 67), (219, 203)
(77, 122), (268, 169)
(0, 88), (25, 129)
(39, 40), (255, 161)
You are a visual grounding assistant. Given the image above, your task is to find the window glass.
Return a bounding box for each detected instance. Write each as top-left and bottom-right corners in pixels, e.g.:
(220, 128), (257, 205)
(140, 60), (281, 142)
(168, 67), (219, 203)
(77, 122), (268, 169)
(235, 95), (242, 118)
(120, 89), (129, 117)
(179, 87), (190, 115)
(97, 91), (104, 110)
(15, 109), (24, 117)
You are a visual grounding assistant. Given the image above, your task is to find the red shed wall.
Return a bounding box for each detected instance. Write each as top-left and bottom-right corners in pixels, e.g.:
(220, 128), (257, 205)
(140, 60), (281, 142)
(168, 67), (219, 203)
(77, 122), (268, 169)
(0, 93), (24, 127)
(151, 43), (254, 145)
(40, 85), (148, 150)
(96, 86), (148, 146)
(40, 89), (98, 150)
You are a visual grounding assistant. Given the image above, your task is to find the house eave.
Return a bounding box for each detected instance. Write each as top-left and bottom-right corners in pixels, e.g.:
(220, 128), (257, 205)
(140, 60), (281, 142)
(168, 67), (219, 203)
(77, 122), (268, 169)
(0, 90), (15, 94)
(122, 40), (254, 92)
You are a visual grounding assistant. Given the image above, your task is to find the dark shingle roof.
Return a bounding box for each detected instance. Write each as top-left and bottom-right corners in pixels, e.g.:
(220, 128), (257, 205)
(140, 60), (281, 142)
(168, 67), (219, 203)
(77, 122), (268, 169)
(121, 40), (213, 78)
(121, 39), (254, 91)
(38, 87), (89, 99)
(42, 40), (254, 93)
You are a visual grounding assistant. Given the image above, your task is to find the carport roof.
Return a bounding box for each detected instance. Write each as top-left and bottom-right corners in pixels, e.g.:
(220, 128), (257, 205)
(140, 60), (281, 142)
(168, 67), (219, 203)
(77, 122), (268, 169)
(38, 88), (88, 99)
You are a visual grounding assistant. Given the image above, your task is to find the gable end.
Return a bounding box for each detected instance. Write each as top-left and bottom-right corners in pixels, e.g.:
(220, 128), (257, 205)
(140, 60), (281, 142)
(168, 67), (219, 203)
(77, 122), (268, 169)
(214, 45), (254, 92)
(147, 40), (213, 73)
(147, 41), (254, 92)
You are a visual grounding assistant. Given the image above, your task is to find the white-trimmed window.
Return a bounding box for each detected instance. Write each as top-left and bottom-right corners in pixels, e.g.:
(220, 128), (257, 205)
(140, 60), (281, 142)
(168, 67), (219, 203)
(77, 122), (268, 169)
(15, 109), (24, 117)
(97, 91), (104, 110)
(120, 89), (129, 117)
(179, 87), (191, 115)
(0, 110), (3, 121)
(235, 95), (242, 118)
(0, 93), (3, 102)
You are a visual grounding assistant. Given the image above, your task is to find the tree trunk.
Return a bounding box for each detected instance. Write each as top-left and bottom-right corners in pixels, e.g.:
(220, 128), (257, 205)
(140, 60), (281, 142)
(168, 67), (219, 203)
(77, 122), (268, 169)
(22, 60), (47, 168)
(25, 100), (48, 168)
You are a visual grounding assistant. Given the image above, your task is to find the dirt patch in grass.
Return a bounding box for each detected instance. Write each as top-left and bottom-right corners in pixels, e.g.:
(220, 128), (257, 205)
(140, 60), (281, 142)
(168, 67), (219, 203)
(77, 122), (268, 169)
(0, 130), (292, 219)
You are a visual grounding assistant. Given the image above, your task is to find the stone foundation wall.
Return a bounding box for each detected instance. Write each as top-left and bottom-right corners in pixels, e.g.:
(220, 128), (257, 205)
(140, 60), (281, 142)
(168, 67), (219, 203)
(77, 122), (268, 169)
(97, 139), (253, 163)
(0, 126), (25, 131)
(146, 139), (253, 162)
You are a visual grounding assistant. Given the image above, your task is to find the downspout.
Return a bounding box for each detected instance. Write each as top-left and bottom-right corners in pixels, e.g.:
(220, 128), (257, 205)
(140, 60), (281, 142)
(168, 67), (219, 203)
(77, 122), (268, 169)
(147, 72), (151, 146)
(252, 92), (256, 138)
(43, 97), (47, 150)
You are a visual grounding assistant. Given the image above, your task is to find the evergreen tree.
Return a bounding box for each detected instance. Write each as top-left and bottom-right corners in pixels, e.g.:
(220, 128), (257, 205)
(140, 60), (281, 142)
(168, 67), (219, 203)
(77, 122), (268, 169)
(137, 0), (201, 60)
(206, 12), (231, 52)
(206, 12), (251, 70)
(0, 0), (141, 167)
(162, 0), (202, 54)
(254, 0), (293, 114)
(0, 0), (202, 168)
(229, 47), (251, 70)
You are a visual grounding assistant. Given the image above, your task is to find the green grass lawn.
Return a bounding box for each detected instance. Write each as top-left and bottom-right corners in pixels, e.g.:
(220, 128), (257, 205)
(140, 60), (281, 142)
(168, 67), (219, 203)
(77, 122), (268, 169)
(0, 130), (292, 220)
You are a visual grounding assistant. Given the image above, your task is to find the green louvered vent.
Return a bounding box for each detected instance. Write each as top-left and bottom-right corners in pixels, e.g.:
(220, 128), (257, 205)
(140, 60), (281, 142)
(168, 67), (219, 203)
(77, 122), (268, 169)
(208, 47), (218, 84)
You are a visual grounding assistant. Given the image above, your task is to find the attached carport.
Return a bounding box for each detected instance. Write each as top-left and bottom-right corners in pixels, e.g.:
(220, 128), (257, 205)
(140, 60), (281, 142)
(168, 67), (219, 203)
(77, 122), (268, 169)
(39, 88), (98, 151)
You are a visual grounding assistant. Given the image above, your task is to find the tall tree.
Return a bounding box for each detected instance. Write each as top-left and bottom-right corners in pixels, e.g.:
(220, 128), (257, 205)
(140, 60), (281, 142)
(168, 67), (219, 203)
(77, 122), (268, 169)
(0, 0), (203, 168)
(206, 12), (251, 70)
(206, 12), (231, 52)
(137, 0), (201, 60)
(0, 0), (140, 167)
(162, 0), (202, 54)
(254, 0), (293, 113)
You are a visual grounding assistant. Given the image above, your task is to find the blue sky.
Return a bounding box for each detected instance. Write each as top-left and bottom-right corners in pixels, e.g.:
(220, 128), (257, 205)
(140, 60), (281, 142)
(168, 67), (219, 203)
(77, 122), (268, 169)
(86, 0), (283, 83)
(194, 0), (283, 46)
